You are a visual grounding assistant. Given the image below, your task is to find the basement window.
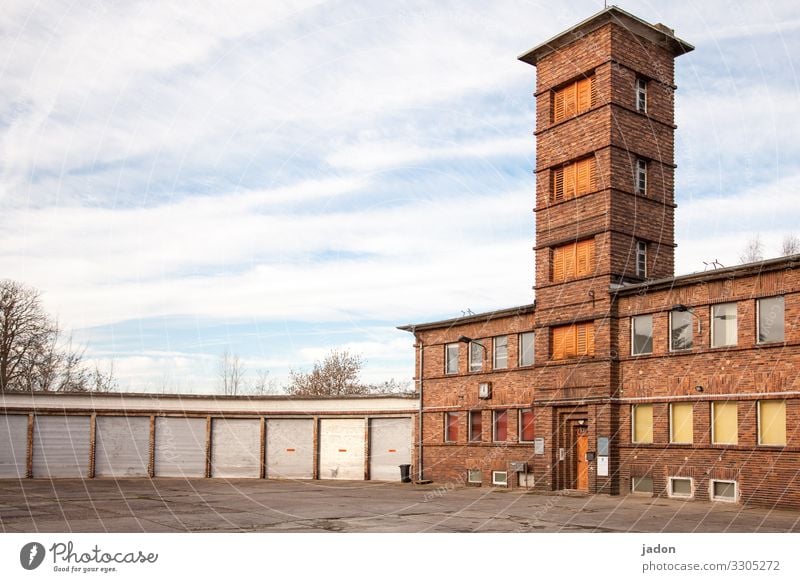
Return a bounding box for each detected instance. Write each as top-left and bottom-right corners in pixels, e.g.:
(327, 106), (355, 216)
(631, 476), (654, 495)
(710, 480), (737, 502)
(467, 469), (482, 484)
(669, 477), (693, 499)
(492, 471), (508, 487)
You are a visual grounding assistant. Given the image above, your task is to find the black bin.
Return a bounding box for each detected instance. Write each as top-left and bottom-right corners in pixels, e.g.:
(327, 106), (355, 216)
(399, 464), (412, 483)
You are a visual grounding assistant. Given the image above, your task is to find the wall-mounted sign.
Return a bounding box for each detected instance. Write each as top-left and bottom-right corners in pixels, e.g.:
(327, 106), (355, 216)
(598, 456), (609, 477)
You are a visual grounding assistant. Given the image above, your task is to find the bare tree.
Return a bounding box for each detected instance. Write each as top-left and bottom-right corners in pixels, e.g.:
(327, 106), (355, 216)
(287, 349), (368, 396)
(219, 348), (245, 395)
(366, 378), (414, 394)
(251, 369), (281, 395)
(739, 234), (764, 264)
(781, 234), (800, 257)
(1, 279), (114, 392)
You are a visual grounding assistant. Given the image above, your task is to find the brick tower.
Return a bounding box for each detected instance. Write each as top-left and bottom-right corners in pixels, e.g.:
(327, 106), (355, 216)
(518, 7), (693, 493)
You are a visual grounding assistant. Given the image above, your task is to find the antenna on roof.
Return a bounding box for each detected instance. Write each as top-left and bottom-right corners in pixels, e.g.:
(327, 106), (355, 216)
(703, 259), (724, 271)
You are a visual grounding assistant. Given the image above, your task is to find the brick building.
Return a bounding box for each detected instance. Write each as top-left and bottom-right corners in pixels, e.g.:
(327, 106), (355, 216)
(400, 6), (800, 509)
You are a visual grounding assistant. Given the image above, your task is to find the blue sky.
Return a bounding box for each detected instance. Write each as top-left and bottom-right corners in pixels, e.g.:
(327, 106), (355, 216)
(1, 0), (798, 393)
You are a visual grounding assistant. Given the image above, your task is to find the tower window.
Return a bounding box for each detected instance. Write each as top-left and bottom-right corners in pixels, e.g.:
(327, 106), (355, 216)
(551, 322), (594, 360)
(636, 77), (647, 112)
(636, 241), (647, 278)
(636, 158), (647, 195)
(552, 76), (594, 123)
(552, 157), (596, 202)
(552, 238), (595, 282)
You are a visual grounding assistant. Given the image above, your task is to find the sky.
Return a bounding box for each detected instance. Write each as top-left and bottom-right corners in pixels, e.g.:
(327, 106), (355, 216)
(1, 0), (798, 394)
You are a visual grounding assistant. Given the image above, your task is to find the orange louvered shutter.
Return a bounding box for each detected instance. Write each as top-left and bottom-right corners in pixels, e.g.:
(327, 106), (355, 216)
(552, 327), (565, 360)
(553, 89), (566, 123)
(576, 239), (594, 277)
(563, 243), (576, 279)
(563, 162), (577, 199)
(576, 324), (587, 356)
(553, 167), (564, 202)
(585, 323), (595, 355)
(563, 83), (577, 118)
(575, 158), (590, 195)
(577, 77), (592, 113)
(552, 246), (565, 282)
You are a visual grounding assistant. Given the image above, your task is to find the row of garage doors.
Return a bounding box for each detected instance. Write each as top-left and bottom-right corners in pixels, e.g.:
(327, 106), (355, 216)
(0, 415), (412, 481)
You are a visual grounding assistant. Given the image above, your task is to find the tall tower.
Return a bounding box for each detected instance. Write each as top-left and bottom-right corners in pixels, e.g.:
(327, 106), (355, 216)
(518, 7), (692, 493)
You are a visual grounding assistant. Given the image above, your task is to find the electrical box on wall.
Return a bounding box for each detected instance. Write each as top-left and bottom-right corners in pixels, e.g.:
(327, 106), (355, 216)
(478, 382), (492, 399)
(509, 461), (527, 473)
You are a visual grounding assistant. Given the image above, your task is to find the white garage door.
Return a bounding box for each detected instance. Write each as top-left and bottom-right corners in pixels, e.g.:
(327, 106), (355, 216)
(0, 414), (29, 478)
(266, 418), (313, 479)
(32, 416), (91, 478)
(211, 418), (261, 478)
(369, 417), (412, 481)
(319, 418), (365, 480)
(154, 417), (206, 477)
(95, 416), (150, 477)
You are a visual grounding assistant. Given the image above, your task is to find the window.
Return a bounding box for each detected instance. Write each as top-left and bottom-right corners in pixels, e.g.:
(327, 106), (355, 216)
(631, 476), (653, 494)
(551, 157), (596, 202)
(551, 322), (594, 360)
(445, 343), (459, 374)
(758, 296), (785, 344)
(445, 412), (459, 442)
(632, 404), (653, 444)
(669, 477), (693, 498)
(519, 409), (535, 442)
(631, 315), (653, 355)
(469, 410), (483, 442)
(670, 402), (693, 444)
(670, 309), (693, 351)
(635, 158), (647, 195)
(467, 469), (482, 484)
(493, 410), (508, 442)
(710, 480), (737, 502)
(636, 76), (647, 112)
(468, 341), (484, 373)
(492, 471), (508, 486)
(493, 336), (508, 369)
(552, 238), (595, 282)
(519, 332), (535, 366)
(711, 303), (737, 347)
(758, 400), (786, 446)
(711, 401), (738, 445)
(552, 76), (594, 123)
(636, 240), (647, 278)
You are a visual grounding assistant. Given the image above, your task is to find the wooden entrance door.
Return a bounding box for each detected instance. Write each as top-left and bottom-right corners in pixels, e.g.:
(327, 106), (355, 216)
(575, 426), (588, 491)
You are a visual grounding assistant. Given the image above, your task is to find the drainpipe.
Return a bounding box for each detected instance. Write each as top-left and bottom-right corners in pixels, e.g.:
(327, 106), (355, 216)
(416, 332), (424, 482)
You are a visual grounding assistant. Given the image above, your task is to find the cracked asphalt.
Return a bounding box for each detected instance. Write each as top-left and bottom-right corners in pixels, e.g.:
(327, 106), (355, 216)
(1, 479), (799, 533)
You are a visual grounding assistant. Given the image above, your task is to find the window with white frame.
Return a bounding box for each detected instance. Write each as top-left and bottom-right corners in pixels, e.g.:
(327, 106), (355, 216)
(445, 343), (459, 375)
(493, 336), (508, 369)
(467, 469), (482, 484)
(519, 332), (535, 367)
(758, 296), (785, 344)
(636, 240), (647, 278)
(670, 309), (693, 351)
(669, 477), (693, 498)
(492, 471), (508, 486)
(469, 340), (484, 373)
(710, 480), (737, 502)
(631, 314), (653, 355)
(636, 76), (647, 112)
(711, 303), (737, 347)
(635, 158), (647, 195)
(631, 476), (653, 494)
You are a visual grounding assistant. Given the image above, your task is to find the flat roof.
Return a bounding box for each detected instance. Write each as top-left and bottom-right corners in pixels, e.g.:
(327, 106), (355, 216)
(518, 5), (694, 66)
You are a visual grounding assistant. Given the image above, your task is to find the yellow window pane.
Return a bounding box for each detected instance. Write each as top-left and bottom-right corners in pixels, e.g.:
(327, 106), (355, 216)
(712, 401), (738, 445)
(633, 404), (653, 444)
(670, 402), (693, 443)
(759, 400), (786, 445)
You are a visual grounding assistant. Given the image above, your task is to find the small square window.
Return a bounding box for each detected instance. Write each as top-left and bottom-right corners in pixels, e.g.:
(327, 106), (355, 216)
(758, 296), (785, 344)
(469, 340), (484, 373)
(445, 343), (459, 375)
(669, 477), (693, 498)
(493, 336), (508, 369)
(710, 480), (737, 502)
(711, 303), (737, 348)
(467, 469), (482, 484)
(631, 476), (653, 494)
(631, 314), (653, 355)
(669, 309), (693, 351)
(519, 332), (535, 366)
(492, 471), (508, 486)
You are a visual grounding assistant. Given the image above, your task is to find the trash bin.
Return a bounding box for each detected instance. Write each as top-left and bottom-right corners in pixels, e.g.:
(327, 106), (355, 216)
(399, 464), (412, 483)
